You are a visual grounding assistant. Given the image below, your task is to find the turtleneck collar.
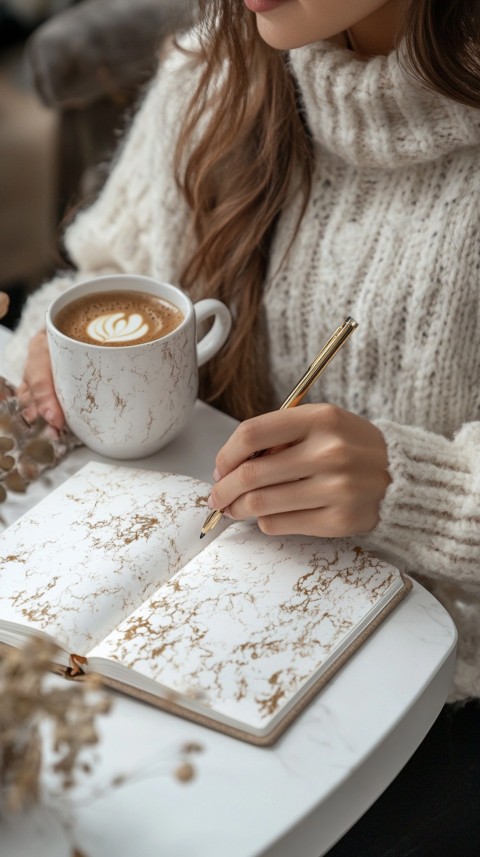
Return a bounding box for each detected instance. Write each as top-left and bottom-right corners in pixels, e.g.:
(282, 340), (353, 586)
(288, 40), (480, 169)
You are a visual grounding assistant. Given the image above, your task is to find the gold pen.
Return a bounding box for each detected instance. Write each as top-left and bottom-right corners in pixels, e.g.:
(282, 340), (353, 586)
(200, 316), (358, 539)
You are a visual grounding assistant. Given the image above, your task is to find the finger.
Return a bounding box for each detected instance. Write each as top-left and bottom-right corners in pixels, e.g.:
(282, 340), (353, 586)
(16, 382), (39, 426)
(16, 381), (31, 407)
(24, 333), (65, 429)
(24, 371), (63, 429)
(209, 432), (333, 517)
(225, 476), (332, 521)
(210, 413), (352, 512)
(256, 507), (358, 539)
(210, 441), (317, 512)
(214, 406), (317, 478)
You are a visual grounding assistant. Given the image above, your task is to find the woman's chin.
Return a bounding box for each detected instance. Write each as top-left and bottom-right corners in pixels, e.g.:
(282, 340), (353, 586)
(255, 18), (319, 50)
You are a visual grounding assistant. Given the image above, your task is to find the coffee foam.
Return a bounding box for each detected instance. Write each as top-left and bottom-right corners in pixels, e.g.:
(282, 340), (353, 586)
(54, 291), (184, 347)
(87, 312), (150, 344)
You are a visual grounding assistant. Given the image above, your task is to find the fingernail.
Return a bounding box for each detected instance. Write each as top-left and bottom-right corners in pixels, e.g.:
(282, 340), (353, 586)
(44, 409), (55, 424)
(212, 467), (220, 482)
(207, 494), (215, 509)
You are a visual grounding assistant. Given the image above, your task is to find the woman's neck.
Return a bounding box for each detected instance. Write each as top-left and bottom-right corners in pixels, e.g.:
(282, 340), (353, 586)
(347, 0), (405, 57)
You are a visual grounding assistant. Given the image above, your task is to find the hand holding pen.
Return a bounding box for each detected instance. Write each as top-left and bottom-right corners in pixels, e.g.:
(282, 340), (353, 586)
(202, 318), (391, 540)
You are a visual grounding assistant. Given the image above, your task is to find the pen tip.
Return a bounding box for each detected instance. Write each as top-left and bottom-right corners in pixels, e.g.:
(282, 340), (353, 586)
(199, 532), (205, 540)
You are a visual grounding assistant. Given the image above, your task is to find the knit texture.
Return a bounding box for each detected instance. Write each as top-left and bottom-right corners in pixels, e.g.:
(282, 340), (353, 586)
(6, 38), (480, 700)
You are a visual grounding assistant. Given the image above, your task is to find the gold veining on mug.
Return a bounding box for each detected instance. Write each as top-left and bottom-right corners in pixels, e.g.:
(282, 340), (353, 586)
(114, 393), (127, 414)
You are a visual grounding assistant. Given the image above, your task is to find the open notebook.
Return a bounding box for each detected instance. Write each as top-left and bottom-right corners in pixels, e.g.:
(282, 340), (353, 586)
(0, 462), (410, 745)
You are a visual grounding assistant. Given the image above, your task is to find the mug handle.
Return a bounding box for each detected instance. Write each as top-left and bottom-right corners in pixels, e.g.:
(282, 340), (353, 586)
(194, 299), (232, 368)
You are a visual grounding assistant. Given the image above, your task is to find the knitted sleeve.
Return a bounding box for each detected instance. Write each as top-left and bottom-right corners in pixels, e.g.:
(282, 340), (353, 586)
(5, 42), (194, 378)
(362, 419), (480, 586)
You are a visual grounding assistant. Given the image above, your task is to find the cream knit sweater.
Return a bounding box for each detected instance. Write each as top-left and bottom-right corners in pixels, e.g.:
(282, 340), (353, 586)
(6, 39), (480, 700)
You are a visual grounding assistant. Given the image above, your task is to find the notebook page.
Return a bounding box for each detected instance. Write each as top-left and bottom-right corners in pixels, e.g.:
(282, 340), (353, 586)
(0, 462), (216, 654)
(89, 522), (403, 732)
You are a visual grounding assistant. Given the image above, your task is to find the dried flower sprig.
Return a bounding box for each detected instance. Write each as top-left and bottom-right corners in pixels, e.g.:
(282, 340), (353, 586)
(0, 295), (81, 506)
(0, 377), (81, 509)
(0, 639), (111, 814)
(0, 641), (203, 856)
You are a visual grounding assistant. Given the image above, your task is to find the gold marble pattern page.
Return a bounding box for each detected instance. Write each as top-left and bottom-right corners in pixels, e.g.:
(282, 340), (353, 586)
(90, 522), (402, 731)
(0, 462), (215, 654)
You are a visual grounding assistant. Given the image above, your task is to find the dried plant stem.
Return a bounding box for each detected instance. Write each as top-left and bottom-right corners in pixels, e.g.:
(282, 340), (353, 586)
(0, 376), (81, 511)
(0, 639), (111, 814)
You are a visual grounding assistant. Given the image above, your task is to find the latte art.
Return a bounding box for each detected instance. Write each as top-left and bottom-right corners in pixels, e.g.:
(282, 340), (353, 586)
(87, 312), (150, 344)
(54, 290), (184, 347)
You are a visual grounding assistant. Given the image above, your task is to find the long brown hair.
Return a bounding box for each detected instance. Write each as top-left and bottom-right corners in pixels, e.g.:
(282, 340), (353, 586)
(403, 0), (480, 107)
(175, 0), (480, 420)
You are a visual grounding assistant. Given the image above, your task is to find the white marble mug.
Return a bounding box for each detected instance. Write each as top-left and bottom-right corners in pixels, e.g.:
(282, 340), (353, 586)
(46, 275), (232, 458)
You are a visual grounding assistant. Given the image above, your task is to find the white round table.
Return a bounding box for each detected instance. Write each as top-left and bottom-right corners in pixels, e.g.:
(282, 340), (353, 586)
(0, 325), (457, 857)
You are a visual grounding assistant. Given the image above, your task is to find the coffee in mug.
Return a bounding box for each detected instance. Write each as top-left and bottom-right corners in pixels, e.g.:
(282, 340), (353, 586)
(46, 275), (232, 459)
(54, 290), (184, 347)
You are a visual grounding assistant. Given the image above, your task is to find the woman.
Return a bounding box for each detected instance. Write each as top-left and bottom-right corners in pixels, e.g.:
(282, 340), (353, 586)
(6, 1), (480, 853)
